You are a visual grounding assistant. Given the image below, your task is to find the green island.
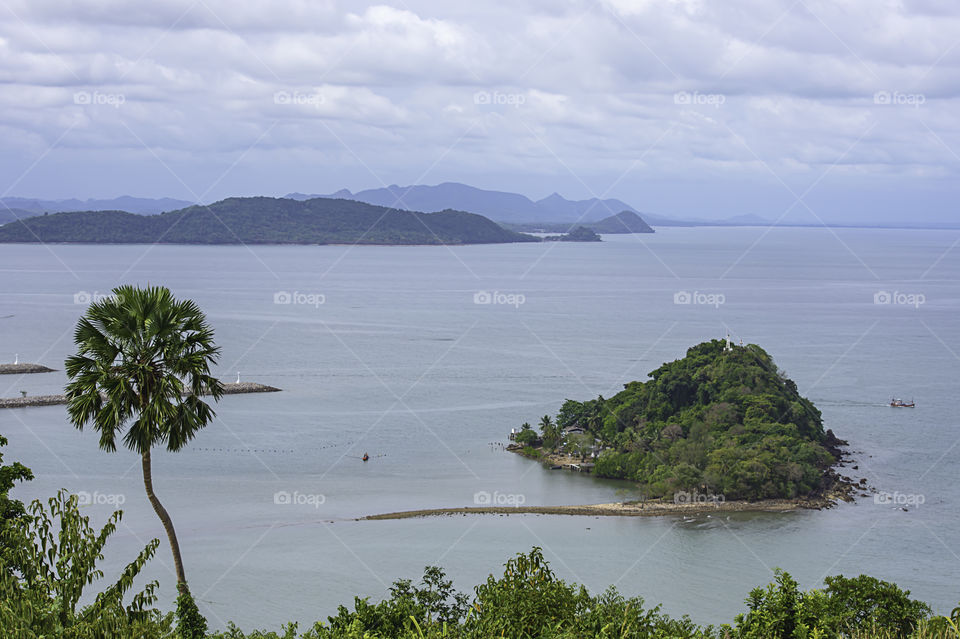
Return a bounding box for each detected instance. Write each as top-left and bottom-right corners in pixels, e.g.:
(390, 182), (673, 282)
(511, 338), (857, 506)
(0, 196), (598, 246)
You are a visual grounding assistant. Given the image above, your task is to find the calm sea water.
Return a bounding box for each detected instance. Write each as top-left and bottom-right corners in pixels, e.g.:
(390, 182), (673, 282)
(1, 227), (958, 629)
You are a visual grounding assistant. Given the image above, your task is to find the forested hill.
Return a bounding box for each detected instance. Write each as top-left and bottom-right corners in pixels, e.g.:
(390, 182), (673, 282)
(544, 339), (844, 500)
(0, 197), (540, 245)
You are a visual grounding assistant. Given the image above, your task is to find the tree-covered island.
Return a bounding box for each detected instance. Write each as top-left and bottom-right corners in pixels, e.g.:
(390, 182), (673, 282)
(512, 338), (856, 504)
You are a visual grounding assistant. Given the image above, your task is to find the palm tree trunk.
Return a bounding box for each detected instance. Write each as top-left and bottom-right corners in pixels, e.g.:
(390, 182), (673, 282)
(142, 449), (187, 589)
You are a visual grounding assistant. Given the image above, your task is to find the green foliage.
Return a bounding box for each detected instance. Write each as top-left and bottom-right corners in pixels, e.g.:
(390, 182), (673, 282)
(468, 547), (589, 637)
(0, 490), (171, 638)
(176, 585), (209, 639)
(819, 574), (932, 637)
(545, 339), (836, 501)
(539, 415), (561, 450)
(208, 622), (306, 639)
(515, 422), (540, 446)
(0, 434), (33, 522)
(0, 197), (540, 245)
(1, 433), (33, 575)
(316, 564), (468, 638)
(725, 569), (932, 638)
(64, 284), (223, 456)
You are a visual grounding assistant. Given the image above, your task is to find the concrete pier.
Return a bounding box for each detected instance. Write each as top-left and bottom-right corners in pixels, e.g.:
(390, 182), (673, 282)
(0, 363), (55, 375)
(0, 381), (281, 409)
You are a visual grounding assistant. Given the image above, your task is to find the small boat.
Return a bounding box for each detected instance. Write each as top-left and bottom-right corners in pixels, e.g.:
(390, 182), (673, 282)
(890, 398), (915, 408)
(362, 453), (369, 462)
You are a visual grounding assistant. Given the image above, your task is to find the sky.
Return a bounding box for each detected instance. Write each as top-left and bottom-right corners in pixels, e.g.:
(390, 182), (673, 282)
(1, 0), (958, 224)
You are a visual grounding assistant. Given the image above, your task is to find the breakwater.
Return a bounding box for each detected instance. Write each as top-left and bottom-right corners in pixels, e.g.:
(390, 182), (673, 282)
(0, 381), (280, 409)
(0, 363), (55, 374)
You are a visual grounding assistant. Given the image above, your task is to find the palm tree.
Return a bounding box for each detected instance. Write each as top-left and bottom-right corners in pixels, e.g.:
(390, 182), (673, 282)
(538, 414), (559, 450)
(64, 285), (223, 593)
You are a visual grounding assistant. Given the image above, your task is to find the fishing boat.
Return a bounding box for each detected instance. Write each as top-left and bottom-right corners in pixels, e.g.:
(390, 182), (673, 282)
(890, 398), (915, 408)
(362, 453), (369, 462)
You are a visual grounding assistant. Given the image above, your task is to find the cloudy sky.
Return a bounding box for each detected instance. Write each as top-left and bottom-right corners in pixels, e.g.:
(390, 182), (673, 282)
(1, 0), (958, 223)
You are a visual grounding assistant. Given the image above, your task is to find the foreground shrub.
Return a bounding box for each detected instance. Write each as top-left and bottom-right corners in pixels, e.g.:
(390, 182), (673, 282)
(0, 489), (172, 638)
(725, 569), (933, 638)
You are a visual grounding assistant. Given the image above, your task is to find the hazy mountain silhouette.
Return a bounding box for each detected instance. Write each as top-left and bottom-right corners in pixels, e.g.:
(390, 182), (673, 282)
(0, 196), (194, 215)
(287, 182), (640, 224)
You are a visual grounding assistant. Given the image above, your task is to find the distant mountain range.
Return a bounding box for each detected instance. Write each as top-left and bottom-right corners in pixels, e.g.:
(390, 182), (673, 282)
(1, 185), (789, 228)
(0, 196), (194, 218)
(0, 197), (546, 245)
(286, 183), (642, 225)
(8, 185), (959, 229)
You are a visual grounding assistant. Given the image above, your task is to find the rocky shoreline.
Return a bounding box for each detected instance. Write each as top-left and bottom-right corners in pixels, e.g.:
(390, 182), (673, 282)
(502, 429), (874, 519)
(0, 381), (281, 409)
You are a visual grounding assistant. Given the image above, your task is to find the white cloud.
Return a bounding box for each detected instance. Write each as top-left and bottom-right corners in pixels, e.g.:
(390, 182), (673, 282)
(0, 0), (956, 222)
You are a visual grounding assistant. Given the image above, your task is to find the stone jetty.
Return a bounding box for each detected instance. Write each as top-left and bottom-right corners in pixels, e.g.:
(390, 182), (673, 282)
(220, 382), (281, 395)
(0, 381), (280, 409)
(0, 363), (55, 375)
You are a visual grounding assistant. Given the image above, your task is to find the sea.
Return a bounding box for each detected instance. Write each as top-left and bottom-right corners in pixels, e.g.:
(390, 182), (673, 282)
(1, 227), (957, 630)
